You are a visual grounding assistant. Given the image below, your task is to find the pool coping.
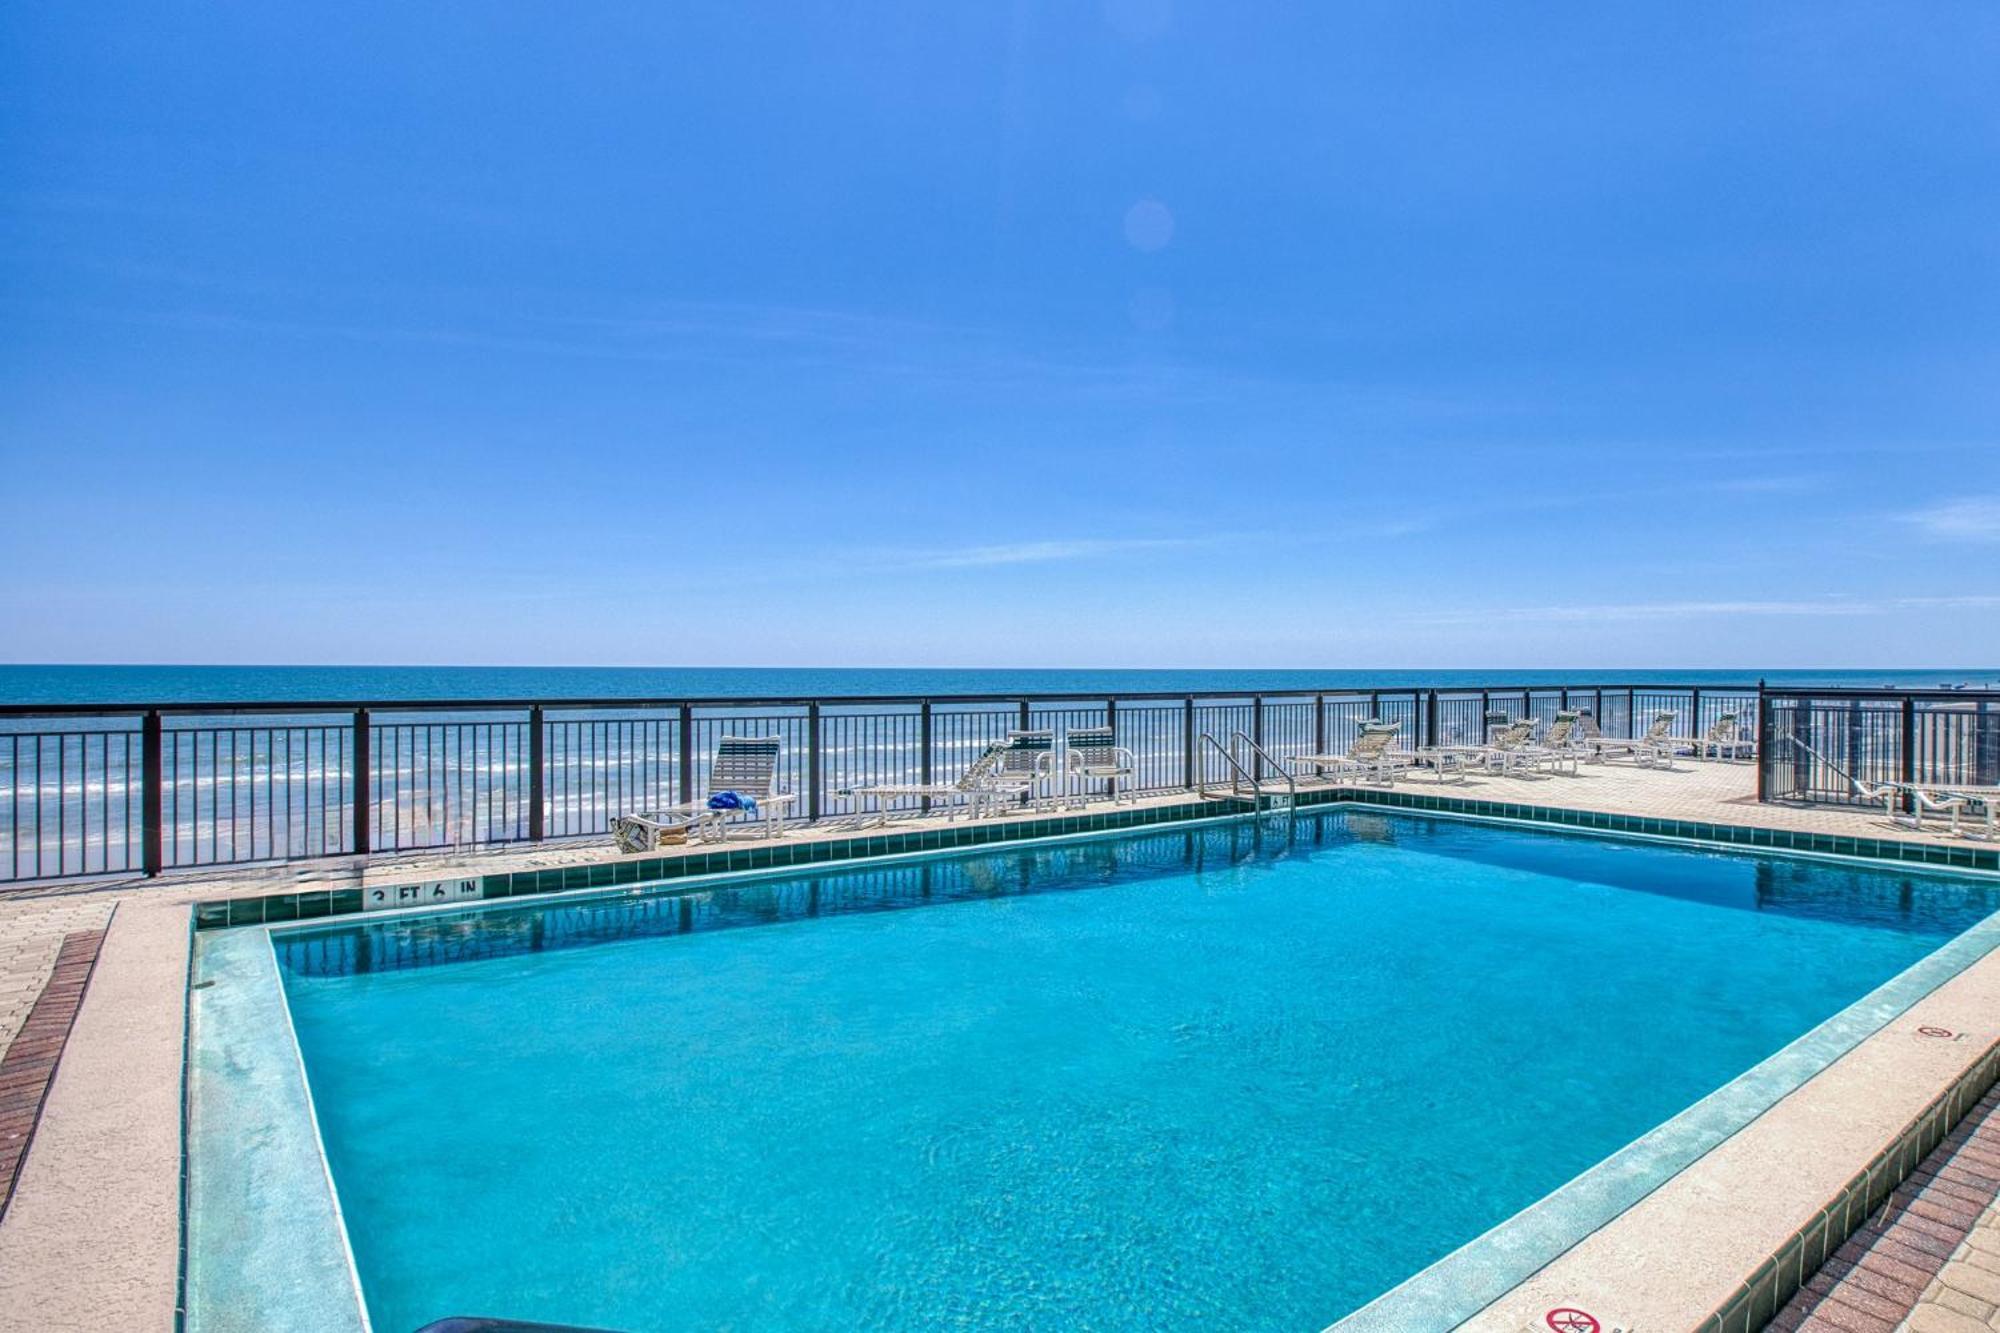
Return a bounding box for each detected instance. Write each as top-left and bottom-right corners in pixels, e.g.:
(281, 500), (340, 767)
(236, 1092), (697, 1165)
(182, 799), (2000, 1333)
(185, 927), (369, 1333)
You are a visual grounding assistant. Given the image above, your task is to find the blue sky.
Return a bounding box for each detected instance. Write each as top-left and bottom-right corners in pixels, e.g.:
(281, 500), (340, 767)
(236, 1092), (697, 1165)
(3, 2), (1997, 668)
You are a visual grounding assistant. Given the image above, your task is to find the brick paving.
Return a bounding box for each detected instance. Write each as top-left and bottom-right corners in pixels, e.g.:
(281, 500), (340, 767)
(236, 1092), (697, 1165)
(1771, 1085), (2000, 1332)
(1901, 1194), (2000, 1331)
(0, 927), (107, 1221)
(0, 898), (117, 1055)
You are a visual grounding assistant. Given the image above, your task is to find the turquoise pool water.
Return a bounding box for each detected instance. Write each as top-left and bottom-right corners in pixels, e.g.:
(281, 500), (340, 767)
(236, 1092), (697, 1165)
(274, 813), (2000, 1332)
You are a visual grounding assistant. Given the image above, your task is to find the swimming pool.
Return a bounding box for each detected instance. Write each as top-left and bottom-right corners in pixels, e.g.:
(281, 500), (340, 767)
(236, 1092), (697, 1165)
(236, 811), (2000, 1331)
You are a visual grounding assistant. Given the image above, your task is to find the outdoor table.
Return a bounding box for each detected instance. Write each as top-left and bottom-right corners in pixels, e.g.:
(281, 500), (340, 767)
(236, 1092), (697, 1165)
(1411, 747), (1480, 783)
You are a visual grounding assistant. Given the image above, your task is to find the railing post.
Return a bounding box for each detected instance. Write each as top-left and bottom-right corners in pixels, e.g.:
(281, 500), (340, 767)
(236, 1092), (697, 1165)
(1980, 698), (1999, 788)
(677, 704), (693, 804)
(1755, 681), (1769, 801)
(1016, 700), (1032, 807)
(1627, 687), (1636, 737)
(1314, 694), (1325, 755)
(1425, 691), (1439, 748)
(352, 707), (371, 856)
(141, 709), (163, 876)
(1690, 687), (1702, 740)
(1183, 696), (1196, 790)
(918, 700), (933, 813)
(527, 705), (545, 841)
(1901, 693), (1917, 812)
(807, 701), (823, 823)
(1251, 696), (1265, 781)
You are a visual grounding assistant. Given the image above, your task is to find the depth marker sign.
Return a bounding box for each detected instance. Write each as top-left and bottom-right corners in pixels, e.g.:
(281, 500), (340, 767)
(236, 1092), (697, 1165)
(1545, 1311), (1600, 1333)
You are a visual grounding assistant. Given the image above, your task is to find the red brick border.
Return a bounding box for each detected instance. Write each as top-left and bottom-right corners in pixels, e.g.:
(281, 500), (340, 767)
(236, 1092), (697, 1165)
(1773, 1083), (2000, 1331)
(0, 928), (108, 1220)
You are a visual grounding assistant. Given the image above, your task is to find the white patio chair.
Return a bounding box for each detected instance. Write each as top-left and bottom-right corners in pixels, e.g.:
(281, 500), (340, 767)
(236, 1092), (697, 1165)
(1064, 725), (1138, 806)
(991, 730), (1058, 813)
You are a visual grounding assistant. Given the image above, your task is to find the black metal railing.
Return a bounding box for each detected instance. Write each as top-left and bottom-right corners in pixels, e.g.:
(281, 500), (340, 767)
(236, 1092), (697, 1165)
(1758, 687), (2000, 807)
(0, 681), (1759, 883)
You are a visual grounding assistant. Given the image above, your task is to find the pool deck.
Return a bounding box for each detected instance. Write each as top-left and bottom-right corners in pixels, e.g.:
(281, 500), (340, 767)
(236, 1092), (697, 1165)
(2, 757), (1998, 1330)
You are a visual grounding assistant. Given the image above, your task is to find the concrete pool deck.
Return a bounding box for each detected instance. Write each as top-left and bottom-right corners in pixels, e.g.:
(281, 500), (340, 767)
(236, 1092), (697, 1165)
(0, 901), (185, 1332)
(4, 758), (2000, 1330)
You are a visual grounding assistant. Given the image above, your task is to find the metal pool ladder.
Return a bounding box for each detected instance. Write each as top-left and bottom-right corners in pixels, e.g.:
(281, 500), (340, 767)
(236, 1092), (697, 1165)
(1197, 732), (1297, 815)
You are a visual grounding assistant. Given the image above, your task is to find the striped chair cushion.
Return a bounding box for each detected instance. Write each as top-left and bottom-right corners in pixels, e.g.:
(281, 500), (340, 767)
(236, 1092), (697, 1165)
(1066, 726), (1119, 764)
(710, 735), (782, 798)
(999, 730), (1054, 774)
(1351, 722), (1400, 759)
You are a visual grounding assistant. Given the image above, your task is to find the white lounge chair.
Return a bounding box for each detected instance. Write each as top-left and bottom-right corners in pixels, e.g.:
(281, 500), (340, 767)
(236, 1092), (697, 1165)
(1064, 725), (1138, 806)
(1520, 710), (1585, 774)
(610, 734), (799, 850)
(1686, 712), (1754, 762)
(1782, 736), (1956, 832)
(1289, 720), (1412, 786)
(841, 741), (1014, 828)
(1937, 786), (2000, 840)
(1475, 720), (1548, 776)
(1579, 710), (1677, 768)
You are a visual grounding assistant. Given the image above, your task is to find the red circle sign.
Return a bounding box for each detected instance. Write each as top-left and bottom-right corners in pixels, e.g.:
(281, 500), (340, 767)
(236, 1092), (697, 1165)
(1546, 1311), (1600, 1333)
(1918, 1025), (1958, 1039)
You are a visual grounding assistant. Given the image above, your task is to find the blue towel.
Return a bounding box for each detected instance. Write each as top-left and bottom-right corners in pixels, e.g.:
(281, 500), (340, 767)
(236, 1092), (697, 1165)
(707, 790), (758, 815)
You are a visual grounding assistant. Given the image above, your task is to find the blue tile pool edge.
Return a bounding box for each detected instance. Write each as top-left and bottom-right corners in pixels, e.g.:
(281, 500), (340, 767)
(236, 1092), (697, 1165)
(184, 927), (369, 1333)
(255, 797), (2000, 950)
(266, 809), (1273, 944)
(1326, 784), (2000, 874)
(1327, 901), (2000, 1333)
(192, 787), (2000, 932)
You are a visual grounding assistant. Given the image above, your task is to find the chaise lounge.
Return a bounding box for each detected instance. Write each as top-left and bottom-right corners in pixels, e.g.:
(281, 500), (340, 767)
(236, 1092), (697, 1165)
(610, 734), (799, 850)
(1288, 720), (1413, 786)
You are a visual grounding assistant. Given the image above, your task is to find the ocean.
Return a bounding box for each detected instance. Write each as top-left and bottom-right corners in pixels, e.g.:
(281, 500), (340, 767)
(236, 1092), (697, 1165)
(1, 664), (1995, 706)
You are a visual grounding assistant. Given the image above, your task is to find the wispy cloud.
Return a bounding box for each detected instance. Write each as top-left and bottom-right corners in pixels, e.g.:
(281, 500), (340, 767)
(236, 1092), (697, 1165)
(1401, 594), (2000, 627)
(1708, 475), (1825, 495)
(1899, 496), (2000, 543)
(10, 295), (1305, 407)
(883, 537), (1206, 570)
